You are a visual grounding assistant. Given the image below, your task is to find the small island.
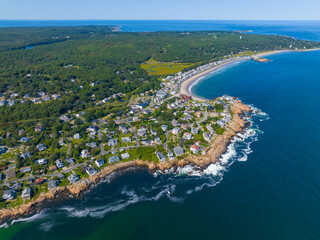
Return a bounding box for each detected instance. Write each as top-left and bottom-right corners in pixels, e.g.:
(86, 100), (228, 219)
(252, 57), (272, 62)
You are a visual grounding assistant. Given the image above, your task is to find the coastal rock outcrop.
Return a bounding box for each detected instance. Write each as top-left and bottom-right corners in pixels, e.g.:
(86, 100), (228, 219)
(0, 99), (251, 224)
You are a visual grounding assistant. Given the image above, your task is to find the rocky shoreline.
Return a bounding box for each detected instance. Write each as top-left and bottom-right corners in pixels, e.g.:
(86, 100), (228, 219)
(0, 99), (251, 225)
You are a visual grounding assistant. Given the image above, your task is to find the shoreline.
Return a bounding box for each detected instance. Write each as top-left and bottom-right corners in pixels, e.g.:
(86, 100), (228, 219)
(0, 99), (251, 225)
(179, 57), (250, 101)
(180, 48), (320, 100)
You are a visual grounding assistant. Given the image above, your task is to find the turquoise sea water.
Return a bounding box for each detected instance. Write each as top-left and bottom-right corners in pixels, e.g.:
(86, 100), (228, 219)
(1, 21), (320, 239)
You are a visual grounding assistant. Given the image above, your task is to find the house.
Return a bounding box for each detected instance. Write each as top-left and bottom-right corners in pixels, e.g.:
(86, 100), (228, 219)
(86, 142), (98, 148)
(217, 120), (225, 128)
(132, 117), (140, 122)
(35, 158), (48, 165)
(2, 189), (16, 201)
(121, 152), (130, 159)
(141, 139), (151, 145)
(195, 111), (202, 118)
(135, 102), (148, 110)
(155, 136), (161, 144)
(11, 181), (22, 190)
(20, 152), (31, 159)
(68, 174), (80, 183)
(49, 165), (57, 172)
(73, 133), (81, 139)
(81, 149), (91, 158)
(87, 125), (97, 132)
(66, 157), (75, 166)
(35, 178), (46, 185)
(182, 132), (193, 140)
(119, 125), (127, 133)
(6, 169), (16, 179)
(31, 98), (40, 103)
(8, 100), (15, 106)
(38, 91), (46, 97)
(95, 159), (105, 168)
(58, 138), (65, 146)
(41, 95), (50, 102)
(108, 139), (118, 147)
(75, 111), (86, 118)
(156, 90), (167, 100)
(86, 166), (98, 177)
(168, 151), (175, 160)
(122, 137), (131, 143)
(0, 100), (7, 106)
(138, 128), (147, 137)
(109, 155), (120, 164)
(206, 124), (216, 135)
(59, 115), (69, 122)
(20, 137), (30, 142)
(181, 124), (188, 130)
(55, 159), (64, 169)
(48, 179), (59, 190)
(171, 119), (178, 127)
(203, 132), (212, 142)
(191, 127), (199, 135)
(161, 125), (168, 132)
(35, 125), (44, 132)
(172, 127), (180, 135)
(21, 188), (32, 200)
(11, 182), (22, 190)
(20, 166), (32, 173)
(37, 143), (47, 151)
(89, 132), (96, 138)
(190, 144), (200, 154)
(51, 94), (61, 100)
(27, 177), (34, 184)
(150, 129), (157, 135)
(18, 129), (25, 135)
(0, 147), (7, 155)
(173, 146), (184, 156)
(156, 152), (166, 162)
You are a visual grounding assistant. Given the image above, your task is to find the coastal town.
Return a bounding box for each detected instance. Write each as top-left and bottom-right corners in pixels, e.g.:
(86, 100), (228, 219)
(0, 57), (245, 209)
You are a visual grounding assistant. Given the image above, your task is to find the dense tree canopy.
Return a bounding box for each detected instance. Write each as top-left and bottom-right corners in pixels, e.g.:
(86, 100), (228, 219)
(0, 26), (319, 123)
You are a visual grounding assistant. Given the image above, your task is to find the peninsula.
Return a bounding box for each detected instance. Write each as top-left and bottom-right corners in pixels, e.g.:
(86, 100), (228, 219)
(0, 26), (319, 224)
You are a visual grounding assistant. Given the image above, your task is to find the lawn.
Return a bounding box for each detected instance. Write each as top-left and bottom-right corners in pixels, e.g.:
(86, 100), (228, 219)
(140, 59), (195, 76)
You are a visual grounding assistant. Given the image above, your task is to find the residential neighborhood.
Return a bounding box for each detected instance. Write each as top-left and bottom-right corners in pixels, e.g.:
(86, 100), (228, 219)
(0, 65), (235, 208)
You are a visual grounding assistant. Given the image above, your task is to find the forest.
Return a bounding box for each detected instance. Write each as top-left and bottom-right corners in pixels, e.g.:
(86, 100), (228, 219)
(0, 25), (319, 124)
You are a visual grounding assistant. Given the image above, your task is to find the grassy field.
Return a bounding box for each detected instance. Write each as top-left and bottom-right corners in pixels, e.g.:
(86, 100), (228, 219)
(140, 59), (195, 76)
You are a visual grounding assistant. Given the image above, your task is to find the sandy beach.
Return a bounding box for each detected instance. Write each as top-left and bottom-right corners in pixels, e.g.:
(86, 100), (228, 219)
(2, 48), (319, 225)
(179, 57), (250, 101)
(180, 49), (320, 100)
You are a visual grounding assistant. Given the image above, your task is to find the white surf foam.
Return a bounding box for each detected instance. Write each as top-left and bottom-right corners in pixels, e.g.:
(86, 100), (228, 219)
(4, 103), (269, 231)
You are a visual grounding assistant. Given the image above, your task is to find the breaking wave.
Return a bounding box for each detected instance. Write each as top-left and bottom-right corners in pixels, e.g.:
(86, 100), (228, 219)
(1, 105), (268, 232)
(189, 59), (246, 96)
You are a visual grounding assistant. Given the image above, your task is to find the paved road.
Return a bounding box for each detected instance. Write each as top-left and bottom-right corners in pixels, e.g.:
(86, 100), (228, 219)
(98, 119), (107, 156)
(2, 95), (205, 187)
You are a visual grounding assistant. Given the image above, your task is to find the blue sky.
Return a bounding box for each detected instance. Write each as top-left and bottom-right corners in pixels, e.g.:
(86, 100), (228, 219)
(1, 0), (320, 20)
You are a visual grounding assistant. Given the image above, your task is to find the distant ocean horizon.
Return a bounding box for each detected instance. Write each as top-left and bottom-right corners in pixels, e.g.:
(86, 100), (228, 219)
(1, 20), (320, 41)
(1, 20), (320, 240)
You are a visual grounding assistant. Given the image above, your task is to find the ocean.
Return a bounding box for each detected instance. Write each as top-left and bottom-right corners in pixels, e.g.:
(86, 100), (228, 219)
(1, 21), (320, 240)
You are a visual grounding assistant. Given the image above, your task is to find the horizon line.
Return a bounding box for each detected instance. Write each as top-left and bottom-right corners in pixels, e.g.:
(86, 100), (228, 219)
(1, 19), (320, 21)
